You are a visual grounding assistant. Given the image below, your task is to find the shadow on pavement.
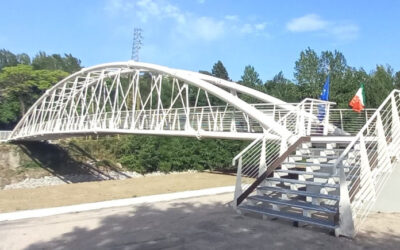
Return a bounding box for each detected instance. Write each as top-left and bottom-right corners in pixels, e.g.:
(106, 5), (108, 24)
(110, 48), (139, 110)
(23, 199), (400, 250)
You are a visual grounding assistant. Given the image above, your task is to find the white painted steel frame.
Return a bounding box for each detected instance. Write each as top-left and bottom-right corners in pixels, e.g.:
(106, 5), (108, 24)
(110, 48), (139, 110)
(9, 61), (297, 141)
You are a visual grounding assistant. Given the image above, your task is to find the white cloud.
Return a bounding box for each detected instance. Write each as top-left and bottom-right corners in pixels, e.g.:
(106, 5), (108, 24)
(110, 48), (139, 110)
(239, 22), (267, 34)
(331, 24), (359, 41)
(224, 15), (239, 21)
(192, 17), (225, 41)
(286, 14), (359, 41)
(104, 0), (134, 15)
(287, 14), (328, 32)
(255, 22), (267, 31)
(103, 0), (269, 41)
(197, 0), (205, 4)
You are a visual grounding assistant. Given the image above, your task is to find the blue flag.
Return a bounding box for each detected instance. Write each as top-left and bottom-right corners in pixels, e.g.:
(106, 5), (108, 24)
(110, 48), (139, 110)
(318, 75), (330, 121)
(320, 75), (330, 101)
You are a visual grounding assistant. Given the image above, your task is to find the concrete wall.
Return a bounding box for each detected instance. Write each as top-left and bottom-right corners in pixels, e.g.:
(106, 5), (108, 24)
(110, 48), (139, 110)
(372, 162), (400, 212)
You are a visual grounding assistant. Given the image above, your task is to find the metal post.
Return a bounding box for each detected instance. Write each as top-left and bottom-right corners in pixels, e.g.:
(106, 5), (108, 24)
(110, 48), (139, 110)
(336, 161), (355, 237)
(391, 94), (400, 159)
(233, 157), (243, 208)
(340, 110), (344, 131)
(323, 103), (330, 135)
(259, 137), (267, 176)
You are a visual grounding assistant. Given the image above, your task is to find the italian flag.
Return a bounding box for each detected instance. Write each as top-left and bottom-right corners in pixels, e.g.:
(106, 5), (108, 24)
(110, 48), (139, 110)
(349, 83), (366, 112)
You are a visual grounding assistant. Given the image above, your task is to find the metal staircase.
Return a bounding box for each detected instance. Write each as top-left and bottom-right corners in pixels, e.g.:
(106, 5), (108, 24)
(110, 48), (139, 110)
(233, 90), (400, 238)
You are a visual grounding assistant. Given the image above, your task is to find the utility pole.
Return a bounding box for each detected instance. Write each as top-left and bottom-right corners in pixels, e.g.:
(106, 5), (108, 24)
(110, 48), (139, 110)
(131, 28), (143, 61)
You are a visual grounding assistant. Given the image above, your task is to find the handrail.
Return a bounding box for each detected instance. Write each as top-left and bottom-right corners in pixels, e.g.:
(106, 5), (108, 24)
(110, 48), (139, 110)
(334, 89), (400, 166)
(232, 136), (264, 163)
(333, 89), (400, 237)
(233, 98), (335, 205)
(236, 136), (310, 206)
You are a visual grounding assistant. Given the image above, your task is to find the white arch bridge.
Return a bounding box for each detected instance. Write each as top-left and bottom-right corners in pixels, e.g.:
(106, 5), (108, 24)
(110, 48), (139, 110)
(8, 61), (332, 142)
(5, 61), (400, 238)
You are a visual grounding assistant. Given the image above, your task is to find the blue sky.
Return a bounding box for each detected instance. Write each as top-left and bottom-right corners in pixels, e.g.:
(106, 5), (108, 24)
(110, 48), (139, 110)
(1, 0), (399, 81)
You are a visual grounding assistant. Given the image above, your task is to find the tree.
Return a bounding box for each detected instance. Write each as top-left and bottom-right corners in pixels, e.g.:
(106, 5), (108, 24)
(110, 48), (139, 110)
(16, 53), (31, 65)
(0, 49), (18, 70)
(240, 65), (262, 88)
(211, 60), (229, 80)
(264, 71), (300, 102)
(333, 67), (368, 108)
(0, 65), (68, 117)
(366, 65), (394, 107)
(32, 51), (82, 73)
(294, 47), (322, 98)
(394, 71), (400, 89)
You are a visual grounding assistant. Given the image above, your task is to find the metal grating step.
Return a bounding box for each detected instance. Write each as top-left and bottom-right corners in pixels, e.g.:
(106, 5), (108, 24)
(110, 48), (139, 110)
(257, 186), (339, 200)
(301, 148), (346, 152)
(292, 155), (340, 160)
(248, 195), (338, 214)
(238, 205), (337, 230)
(282, 162), (338, 169)
(266, 177), (339, 188)
(274, 169), (336, 178)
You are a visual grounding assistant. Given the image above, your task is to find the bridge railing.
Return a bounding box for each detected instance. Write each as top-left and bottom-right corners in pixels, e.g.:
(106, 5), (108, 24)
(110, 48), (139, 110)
(11, 105), (268, 140)
(233, 98), (335, 206)
(10, 100), (331, 140)
(328, 108), (376, 135)
(334, 90), (400, 237)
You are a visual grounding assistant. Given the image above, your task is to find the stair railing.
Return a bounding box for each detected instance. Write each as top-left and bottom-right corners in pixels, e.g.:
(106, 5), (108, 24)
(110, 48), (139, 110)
(334, 90), (400, 237)
(233, 98), (334, 207)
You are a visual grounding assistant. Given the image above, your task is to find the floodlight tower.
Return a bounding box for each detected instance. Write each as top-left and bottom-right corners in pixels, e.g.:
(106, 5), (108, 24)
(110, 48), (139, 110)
(131, 28), (143, 61)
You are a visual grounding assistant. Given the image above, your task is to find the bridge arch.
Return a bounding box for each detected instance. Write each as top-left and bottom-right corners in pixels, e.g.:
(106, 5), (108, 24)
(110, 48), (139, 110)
(9, 61), (292, 141)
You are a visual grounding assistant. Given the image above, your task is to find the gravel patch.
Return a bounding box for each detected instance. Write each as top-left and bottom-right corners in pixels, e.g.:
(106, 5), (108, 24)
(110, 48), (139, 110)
(3, 170), (198, 190)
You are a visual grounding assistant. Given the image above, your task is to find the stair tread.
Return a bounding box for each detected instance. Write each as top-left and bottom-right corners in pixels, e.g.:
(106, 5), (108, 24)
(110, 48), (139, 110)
(266, 177), (339, 188)
(282, 162), (335, 167)
(258, 186), (339, 200)
(238, 205), (337, 230)
(248, 195), (338, 213)
(292, 155), (339, 159)
(301, 148), (346, 151)
(274, 169), (335, 178)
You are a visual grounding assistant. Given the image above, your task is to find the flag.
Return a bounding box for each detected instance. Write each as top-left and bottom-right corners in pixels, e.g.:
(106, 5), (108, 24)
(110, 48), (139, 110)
(318, 76), (330, 121)
(349, 83), (366, 113)
(320, 75), (330, 101)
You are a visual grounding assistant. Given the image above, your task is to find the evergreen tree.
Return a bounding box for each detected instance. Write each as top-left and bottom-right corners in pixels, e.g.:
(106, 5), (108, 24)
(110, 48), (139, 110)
(0, 49), (18, 70)
(264, 71), (300, 102)
(240, 65), (262, 88)
(211, 60), (229, 80)
(294, 47), (322, 98)
(32, 51), (82, 73)
(393, 71), (400, 89)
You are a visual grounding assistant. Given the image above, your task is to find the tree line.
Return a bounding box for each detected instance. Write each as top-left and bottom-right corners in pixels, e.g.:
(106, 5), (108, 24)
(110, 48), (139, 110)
(1, 48), (399, 173)
(207, 48), (400, 108)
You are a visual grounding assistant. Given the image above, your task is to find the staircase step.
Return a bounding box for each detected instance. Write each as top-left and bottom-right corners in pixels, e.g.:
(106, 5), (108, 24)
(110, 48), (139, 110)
(266, 177), (339, 188)
(238, 205), (337, 230)
(258, 186), (339, 200)
(274, 169), (335, 178)
(303, 147), (346, 151)
(282, 162), (335, 168)
(248, 195), (338, 214)
(292, 155), (339, 159)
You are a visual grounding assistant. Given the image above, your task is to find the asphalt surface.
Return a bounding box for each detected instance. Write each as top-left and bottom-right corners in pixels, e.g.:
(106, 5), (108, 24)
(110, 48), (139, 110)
(1, 193), (399, 250)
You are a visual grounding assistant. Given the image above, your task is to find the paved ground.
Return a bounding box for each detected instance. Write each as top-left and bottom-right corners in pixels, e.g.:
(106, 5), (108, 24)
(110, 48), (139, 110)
(1, 193), (399, 250)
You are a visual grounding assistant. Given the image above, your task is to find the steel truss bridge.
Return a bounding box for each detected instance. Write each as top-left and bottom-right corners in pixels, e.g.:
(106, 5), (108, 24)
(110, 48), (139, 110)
(3, 61), (400, 238)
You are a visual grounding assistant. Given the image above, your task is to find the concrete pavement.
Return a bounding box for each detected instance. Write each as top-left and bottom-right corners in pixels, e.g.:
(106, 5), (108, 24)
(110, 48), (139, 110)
(1, 193), (399, 250)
